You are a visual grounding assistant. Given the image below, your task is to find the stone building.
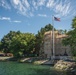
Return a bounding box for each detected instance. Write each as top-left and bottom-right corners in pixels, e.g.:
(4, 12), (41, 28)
(43, 31), (71, 58)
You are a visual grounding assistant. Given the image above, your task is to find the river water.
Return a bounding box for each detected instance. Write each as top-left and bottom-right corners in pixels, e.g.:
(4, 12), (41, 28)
(0, 62), (67, 75)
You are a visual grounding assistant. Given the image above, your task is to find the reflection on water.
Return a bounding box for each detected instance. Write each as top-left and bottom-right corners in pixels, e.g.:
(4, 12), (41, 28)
(0, 62), (67, 75)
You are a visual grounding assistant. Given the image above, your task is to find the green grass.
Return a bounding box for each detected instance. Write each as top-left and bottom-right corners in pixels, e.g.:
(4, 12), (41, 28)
(0, 62), (67, 75)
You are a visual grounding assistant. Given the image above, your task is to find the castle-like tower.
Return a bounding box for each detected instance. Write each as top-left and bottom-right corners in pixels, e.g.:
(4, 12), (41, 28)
(43, 31), (71, 58)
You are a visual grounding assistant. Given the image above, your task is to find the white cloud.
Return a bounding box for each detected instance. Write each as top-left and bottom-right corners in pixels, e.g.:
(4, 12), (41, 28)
(32, 0), (38, 10)
(2, 17), (11, 20)
(54, 1), (71, 16)
(32, 0), (46, 10)
(0, 17), (11, 21)
(38, 0), (46, 6)
(0, 0), (11, 9)
(46, 0), (55, 8)
(38, 14), (47, 17)
(0, 0), (76, 18)
(11, 0), (30, 16)
(13, 20), (21, 23)
(13, 0), (20, 5)
(46, 0), (74, 17)
(22, 0), (30, 8)
(0, 16), (21, 23)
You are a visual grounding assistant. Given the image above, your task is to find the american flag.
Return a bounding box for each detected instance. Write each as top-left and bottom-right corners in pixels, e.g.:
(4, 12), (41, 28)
(54, 17), (60, 21)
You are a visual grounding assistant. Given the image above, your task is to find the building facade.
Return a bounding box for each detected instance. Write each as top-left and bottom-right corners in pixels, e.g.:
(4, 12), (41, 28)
(43, 31), (71, 58)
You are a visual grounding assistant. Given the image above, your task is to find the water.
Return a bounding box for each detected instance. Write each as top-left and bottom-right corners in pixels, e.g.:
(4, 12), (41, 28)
(0, 62), (67, 75)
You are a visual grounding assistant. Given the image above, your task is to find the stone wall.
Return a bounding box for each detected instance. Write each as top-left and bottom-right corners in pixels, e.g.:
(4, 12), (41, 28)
(43, 31), (71, 58)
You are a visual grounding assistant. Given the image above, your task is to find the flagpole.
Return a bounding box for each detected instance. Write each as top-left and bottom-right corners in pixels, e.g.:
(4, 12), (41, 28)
(52, 15), (55, 59)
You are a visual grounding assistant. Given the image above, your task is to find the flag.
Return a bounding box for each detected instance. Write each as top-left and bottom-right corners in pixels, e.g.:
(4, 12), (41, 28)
(54, 17), (60, 21)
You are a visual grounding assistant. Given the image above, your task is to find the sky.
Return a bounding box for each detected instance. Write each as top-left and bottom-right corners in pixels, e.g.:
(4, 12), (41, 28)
(0, 0), (76, 40)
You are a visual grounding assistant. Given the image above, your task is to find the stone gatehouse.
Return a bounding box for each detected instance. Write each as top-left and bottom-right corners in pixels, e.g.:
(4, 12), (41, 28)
(42, 31), (71, 58)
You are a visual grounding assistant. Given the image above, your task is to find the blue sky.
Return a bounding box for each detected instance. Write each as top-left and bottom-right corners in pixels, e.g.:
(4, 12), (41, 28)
(0, 0), (76, 40)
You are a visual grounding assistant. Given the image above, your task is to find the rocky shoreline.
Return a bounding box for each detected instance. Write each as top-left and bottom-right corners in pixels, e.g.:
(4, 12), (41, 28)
(54, 60), (76, 75)
(0, 56), (76, 75)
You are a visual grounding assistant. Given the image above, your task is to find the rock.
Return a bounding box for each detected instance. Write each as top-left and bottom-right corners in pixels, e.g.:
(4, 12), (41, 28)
(33, 60), (48, 65)
(54, 60), (76, 74)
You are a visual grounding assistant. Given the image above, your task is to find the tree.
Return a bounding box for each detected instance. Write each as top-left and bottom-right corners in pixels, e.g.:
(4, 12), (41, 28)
(0, 31), (36, 57)
(35, 24), (55, 56)
(62, 17), (76, 56)
(0, 31), (18, 54)
(58, 29), (67, 34)
(0, 24), (55, 57)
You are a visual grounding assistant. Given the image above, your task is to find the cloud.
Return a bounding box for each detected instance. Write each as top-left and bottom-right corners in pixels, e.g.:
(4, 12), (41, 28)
(0, 17), (11, 21)
(13, 20), (21, 23)
(46, 0), (56, 8)
(0, 16), (21, 23)
(37, 0), (46, 6)
(32, 0), (46, 10)
(0, 0), (76, 18)
(54, 0), (71, 17)
(38, 14), (47, 17)
(12, 0), (19, 5)
(32, 0), (38, 10)
(46, 0), (73, 17)
(11, 0), (31, 17)
(0, 0), (11, 9)
(22, 0), (30, 8)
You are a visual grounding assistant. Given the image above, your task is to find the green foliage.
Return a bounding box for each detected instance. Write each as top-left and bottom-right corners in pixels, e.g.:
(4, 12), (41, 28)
(72, 17), (76, 29)
(35, 24), (55, 55)
(58, 29), (67, 34)
(0, 24), (55, 57)
(62, 17), (76, 56)
(0, 31), (36, 57)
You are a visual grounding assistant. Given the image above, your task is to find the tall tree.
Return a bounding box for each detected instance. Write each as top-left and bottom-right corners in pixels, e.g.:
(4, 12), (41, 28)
(62, 17), (76, 56)
(35, 24), (55, 56)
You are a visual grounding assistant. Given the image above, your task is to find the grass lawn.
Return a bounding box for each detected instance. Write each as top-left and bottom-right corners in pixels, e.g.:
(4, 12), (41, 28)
(0, 61), (67, 75)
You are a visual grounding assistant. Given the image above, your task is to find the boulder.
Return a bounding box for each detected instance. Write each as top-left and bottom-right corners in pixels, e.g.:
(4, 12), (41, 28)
(54, 60), (76, 74)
